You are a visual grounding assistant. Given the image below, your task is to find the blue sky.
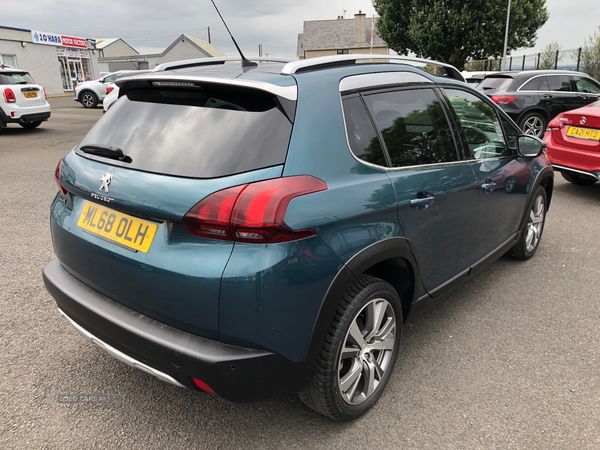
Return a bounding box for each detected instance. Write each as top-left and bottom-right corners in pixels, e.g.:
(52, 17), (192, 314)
(1, 1), (598, 59)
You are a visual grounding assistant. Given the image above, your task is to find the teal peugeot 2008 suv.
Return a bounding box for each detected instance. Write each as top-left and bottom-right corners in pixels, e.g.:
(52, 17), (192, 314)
(43, 55), (554, 421)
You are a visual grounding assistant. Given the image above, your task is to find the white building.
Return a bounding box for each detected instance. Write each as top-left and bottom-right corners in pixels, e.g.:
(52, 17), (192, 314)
(0, 25), (100, 95)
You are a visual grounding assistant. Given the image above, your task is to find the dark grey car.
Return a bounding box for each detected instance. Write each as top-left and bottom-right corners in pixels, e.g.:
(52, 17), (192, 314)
(477, 70), (600, 137)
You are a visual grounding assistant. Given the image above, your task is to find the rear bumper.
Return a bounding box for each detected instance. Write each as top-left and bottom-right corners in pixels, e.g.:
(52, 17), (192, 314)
(0, 105), (51, 123)
(546, 140), (600, 179)
(42, 258), (311, 402)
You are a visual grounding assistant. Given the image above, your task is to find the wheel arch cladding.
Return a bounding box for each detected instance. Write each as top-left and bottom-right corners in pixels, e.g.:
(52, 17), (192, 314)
(304, 237), (420, 364)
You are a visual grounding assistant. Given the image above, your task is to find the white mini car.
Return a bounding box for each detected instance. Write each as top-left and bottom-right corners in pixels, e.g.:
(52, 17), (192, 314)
(0, 64), (51, 130)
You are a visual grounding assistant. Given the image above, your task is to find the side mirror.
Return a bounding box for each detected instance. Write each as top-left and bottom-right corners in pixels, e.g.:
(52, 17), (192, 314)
(517, 135), (545, 157)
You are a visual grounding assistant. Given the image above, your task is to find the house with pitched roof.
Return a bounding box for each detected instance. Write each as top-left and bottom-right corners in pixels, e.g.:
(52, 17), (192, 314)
(98, 34), (225, 72)
(95, 38), (139, 58)
(297, 11), (389, 60)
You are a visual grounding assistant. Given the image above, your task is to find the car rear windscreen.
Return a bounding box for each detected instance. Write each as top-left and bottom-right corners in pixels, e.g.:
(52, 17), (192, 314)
(76, 86), (294, 178)
(0, 72), (36, 84)
(477, 77), (513, 92)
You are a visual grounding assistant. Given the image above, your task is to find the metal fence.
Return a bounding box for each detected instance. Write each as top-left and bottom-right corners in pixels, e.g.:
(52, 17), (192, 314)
(466, 47), (600, 80)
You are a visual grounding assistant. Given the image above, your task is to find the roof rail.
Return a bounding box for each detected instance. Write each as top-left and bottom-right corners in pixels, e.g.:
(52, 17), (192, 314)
(281, 54), (465, 82)
(154, 56), (294, 72)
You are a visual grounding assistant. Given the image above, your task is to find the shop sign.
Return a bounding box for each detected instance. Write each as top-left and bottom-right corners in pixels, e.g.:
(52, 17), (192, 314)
(31, 30), (88, 49)
(56, 47), (90, 59)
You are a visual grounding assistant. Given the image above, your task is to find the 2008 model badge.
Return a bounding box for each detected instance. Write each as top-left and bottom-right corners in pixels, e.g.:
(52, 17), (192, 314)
(99, 173), (113, 193)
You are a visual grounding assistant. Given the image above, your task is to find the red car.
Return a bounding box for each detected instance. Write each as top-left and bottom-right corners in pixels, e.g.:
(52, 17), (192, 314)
(544, 100), (600, 185)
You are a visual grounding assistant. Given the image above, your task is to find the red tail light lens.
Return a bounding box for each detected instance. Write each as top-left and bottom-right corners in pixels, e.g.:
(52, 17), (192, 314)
(183, 176), (328, 243)
(106, 86), (114, 95)
(3, 88), (16, 103)
(43, 87), (47, 100)
(54, 158), (68, 195)
(547, 114), (566, 130)
(491, 95), (516, 105)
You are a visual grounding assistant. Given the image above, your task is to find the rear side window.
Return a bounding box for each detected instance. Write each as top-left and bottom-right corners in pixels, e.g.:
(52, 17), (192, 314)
(342, 96), (387, 167)
(364, 88), (458, 167)
(547, 75), (572, 92)
(77, 86), (293, 178)
(0, 72), (35, 84)
(477, 77), (513, 92)
(520, 76), (550, 91)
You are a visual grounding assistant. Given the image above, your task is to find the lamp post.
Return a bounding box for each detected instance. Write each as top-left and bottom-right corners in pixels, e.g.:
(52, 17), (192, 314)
(502, 0), (512, 70)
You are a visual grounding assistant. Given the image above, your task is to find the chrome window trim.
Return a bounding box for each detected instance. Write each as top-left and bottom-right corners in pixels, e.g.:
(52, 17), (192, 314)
(58, 308), (186, 388)
(117, 73), (298, 101)
(339, 72), (433, 93)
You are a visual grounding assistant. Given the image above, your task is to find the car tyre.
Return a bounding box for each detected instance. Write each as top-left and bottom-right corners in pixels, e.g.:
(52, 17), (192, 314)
(299, 275), (402, 421)
(80, 91), (98, 108)
(561, 170), (597, 186)
(519, 112), (546, 138)
(19, 121), (42, 129)
(508, 185), (547, 260)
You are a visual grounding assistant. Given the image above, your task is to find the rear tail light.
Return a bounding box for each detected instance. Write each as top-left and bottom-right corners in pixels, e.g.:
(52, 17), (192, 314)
(491, 95), (516, 105)
(54, 158), (68, 195)
(106, 86), (114, 95)
(3, 88), (16, 103)
(547, 114), (566, 130)
(183, 176), (328, 243)
(43, 87), (47, 100)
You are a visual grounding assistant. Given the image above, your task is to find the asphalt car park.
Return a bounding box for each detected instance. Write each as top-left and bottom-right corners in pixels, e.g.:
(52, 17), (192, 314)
(1, 96), (600, 448)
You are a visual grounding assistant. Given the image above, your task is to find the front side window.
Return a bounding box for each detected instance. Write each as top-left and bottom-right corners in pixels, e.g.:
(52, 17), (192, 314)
(573, 76), (600, 94)
(444, 88), (508, 159)
(363, 88), (458, 168)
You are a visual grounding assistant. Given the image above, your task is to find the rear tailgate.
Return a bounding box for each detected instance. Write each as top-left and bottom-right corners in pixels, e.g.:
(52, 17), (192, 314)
(52, 79), (295, 339)
(0, 71), (46, 107)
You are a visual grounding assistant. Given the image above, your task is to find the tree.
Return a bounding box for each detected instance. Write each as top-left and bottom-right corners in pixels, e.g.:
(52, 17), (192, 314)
(580, 27), (600, 80)
(373, 0), (549, 70)
(538, 42), (562, 70)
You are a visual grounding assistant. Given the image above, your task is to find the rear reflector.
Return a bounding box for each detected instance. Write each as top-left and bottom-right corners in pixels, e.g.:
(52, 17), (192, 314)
(491, 95), (516, 105)
(191, 378), (216, 394)
(3, 88), (16, 103)
(183, 175), (328, 243)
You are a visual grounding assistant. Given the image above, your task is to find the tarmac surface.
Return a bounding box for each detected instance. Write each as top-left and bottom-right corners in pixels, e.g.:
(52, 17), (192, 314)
(1, 97), (599, 449)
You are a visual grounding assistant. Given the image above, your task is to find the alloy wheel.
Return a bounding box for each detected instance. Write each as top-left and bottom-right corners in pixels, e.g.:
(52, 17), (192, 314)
(523, 116), (545, 138)
(525, 194), (545, 253)
(338, 298), (396, 405)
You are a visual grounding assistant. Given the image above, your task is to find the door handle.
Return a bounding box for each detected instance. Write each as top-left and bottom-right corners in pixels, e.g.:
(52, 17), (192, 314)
(410, 195), (435, 210)
(543, 94), (552, 99)
(481, 180), (497, 193)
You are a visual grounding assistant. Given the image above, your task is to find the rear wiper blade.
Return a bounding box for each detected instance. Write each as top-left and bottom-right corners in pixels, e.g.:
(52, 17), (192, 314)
(80, 144), (132, 163)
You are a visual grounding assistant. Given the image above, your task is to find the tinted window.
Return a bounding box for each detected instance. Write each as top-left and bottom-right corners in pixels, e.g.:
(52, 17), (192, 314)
(77, 87), (293, 178)
(444, 88), (509, 159)
(547, 75), (573, 92)
(477, 77), (513, 91)
(573, 76), (600, 94)
(0, 72), (35, 84)
(520, 76), (549, 91)
(364, 88), (458, 167)
(342, 96), (387, 166)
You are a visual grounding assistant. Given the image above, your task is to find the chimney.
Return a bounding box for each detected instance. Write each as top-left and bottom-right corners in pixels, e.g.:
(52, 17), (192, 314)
(355, 11), (367, 44)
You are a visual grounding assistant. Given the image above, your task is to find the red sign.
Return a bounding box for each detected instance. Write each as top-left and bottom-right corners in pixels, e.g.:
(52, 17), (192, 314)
(60, 35), (87, 49)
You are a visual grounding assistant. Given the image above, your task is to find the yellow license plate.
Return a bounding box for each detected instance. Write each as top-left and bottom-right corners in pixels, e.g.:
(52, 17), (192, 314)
(77, 201), (158, 253)
(23, 92), (38, 98)
(566, 126), (600, 141)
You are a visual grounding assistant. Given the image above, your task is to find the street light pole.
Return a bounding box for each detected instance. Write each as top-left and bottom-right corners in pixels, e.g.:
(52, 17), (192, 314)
(502, 0), (512, 71)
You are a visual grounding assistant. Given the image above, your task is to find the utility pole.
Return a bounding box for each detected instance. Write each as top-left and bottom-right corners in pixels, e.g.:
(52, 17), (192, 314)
(208, 26), (211, 44)
(502, 0), (511, 70)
